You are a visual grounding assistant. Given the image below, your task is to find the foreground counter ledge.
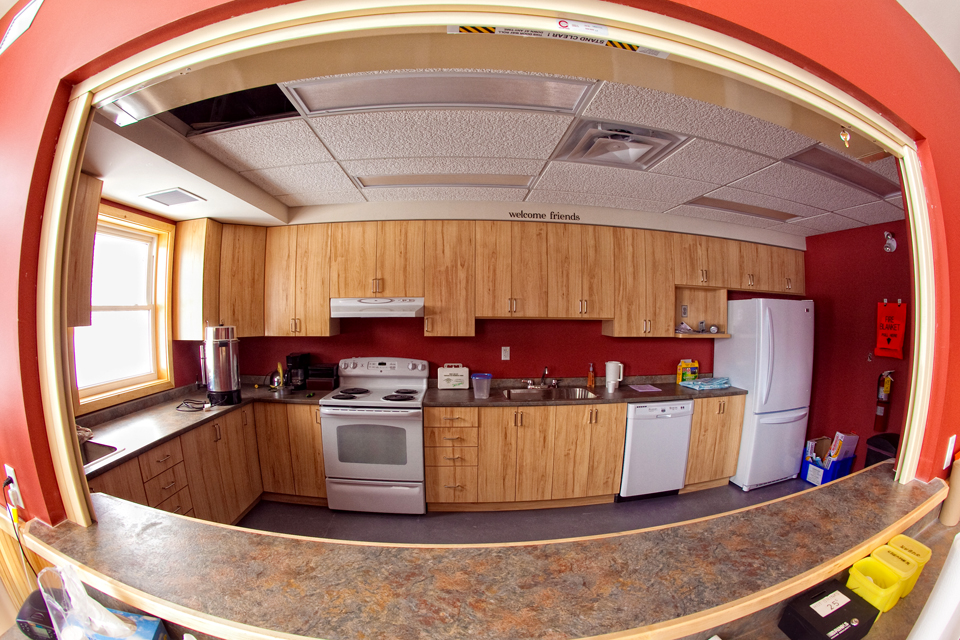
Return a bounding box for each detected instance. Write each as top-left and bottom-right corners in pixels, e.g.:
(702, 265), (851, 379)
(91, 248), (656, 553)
(24, 462), (945, 640)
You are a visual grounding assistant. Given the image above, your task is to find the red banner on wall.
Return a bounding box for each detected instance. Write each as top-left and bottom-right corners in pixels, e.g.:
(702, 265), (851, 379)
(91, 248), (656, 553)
(876, 302), (907, 359)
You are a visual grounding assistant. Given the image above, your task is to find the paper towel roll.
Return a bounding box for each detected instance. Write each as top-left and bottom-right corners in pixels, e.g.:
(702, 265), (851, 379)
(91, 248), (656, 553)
(905, 532), (960, 640)
(940, 458), (960, 526)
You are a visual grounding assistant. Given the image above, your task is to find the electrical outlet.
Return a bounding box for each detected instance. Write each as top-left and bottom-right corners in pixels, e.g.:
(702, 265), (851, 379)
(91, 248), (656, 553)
(681, 305), (688, 318)
(501, 346), (510, 360)
(945, 434), (957, 470)
(4, 464), (24, 508)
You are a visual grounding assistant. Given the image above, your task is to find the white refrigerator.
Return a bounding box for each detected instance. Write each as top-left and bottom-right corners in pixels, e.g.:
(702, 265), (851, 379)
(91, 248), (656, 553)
(715, 299), (814, 491)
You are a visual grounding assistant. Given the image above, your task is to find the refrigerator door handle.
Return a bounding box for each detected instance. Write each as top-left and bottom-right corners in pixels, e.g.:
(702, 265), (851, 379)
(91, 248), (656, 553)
(761, 306), (775, 406)
(758, 409), (809, 424)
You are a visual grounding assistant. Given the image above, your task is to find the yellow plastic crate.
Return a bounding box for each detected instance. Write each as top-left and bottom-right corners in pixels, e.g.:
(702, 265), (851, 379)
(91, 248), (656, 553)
(847, 557), (903, 612)
(871, 545), (919, 597)
(888, 534), (932, 596)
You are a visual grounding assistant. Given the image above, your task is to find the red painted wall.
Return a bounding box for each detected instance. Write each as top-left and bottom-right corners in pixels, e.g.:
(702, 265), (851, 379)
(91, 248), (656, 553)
(803, 221), (914, 471)
(3, 0), (960, 523)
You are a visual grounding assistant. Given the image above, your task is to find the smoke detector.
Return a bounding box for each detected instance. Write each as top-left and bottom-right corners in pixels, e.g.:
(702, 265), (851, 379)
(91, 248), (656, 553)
(554, 121), (688, 170)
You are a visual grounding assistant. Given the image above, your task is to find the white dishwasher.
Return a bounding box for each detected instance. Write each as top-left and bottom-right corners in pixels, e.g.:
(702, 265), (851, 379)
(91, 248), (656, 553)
(618, 400), (694, 499)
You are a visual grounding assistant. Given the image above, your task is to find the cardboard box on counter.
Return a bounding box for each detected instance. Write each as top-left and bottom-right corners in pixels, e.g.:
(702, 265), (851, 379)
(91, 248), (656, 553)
(802, 433), (859, 486)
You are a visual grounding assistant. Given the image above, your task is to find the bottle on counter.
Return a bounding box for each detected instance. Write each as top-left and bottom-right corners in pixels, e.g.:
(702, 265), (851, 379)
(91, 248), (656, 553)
(587, 363), (595, 389)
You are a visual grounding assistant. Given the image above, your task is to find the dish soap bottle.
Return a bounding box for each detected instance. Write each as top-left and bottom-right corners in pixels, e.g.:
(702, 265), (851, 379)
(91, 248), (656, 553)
(587, 363), (595, 389)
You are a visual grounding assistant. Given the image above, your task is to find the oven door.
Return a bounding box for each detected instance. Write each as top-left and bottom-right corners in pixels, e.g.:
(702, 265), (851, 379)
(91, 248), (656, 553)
(320, 406), (424, 482)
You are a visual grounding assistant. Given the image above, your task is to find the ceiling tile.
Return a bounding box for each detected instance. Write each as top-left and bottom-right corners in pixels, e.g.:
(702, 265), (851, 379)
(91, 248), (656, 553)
(666, 204), (782, 228)
(536, 162), (716, 205)
(527, 190), (674, 213)
(786, 213), (866, 233)
(189, 119), (332, 172)
(583, 83), (816, 159)
(868, 155), (901, 184)
(886, 194), (905, 210)
(310, 110), (572, 160)
(341, 157), (545, 176)
(729, 162), (879, 210)
(277, 191), (366, 207)
(650, 139), (774, 183)
(835, 200), (905, 225)
(705, 186), (827, 218)
(240, 162), (356, 196)
(363, 186), (527, 202)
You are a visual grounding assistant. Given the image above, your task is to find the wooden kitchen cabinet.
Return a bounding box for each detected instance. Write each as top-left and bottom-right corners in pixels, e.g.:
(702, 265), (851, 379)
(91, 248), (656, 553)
(173, 217), (222, 340)
(475, 221), (549, 318)
(551, 404), (627, 499)
(286, 404), (326, 498)
(65, 173), (103, 328)
(546, 224), (615, 319)
(253, 403), (297, 495)
(771, 247), (805, 294)
(264, 225), (339, 336)
(602, 228), (675, 337)
(330, 221), (423, 298)
(477, 405), (555, 502)
(425, 404), (480, 503)
(738, 241), (773, 291)
(87, 458), (148, 505)
(219, 224), (266, 337)
(424, 220), (475, 336)
(684, 395), (746, 489)
(674, 234), (739, 288)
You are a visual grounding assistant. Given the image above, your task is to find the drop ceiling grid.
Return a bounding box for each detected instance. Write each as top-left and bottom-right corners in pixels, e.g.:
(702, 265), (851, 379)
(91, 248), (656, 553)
(834, 200), (906, 225)
(648, 138), (776, 184)
(239, 162), (358, 196)
(525, 190), (675, 214)
(666, 204), (784, 228)
(729, 163), (883, 211)
(534, 162), (718, 204)
(785, 213), (867, 233)
(341, 157), (546, 177)
(701, 185), (827, 219)
(362, 186), (528, 202)
(189, 119), (333, 172)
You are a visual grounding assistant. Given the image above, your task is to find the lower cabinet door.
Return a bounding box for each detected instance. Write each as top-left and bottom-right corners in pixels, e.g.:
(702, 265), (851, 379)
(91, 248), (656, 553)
(181, 422), (231, 523)
(254, 403), (297, 494)
(426, 466), (478, 503)
(515, 406), (556, 502)
(286, 404), (326, 498)
(477, 407), (518, 502)
(552, 404), (627, 499)
(217, 409), (262, 522)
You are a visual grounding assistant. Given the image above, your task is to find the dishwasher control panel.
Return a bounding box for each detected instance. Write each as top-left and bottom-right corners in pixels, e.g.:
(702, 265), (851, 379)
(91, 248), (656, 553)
(630, 401), (693, 417)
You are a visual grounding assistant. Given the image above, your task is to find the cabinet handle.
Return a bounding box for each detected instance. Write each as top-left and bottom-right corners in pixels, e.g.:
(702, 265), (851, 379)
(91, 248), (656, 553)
(513, 411), (518, 427)
(241, 411), (247, 426)
(443, 456), (462, 461)
(444, 485), (462, 489)
(156, 454), (171, 463)
(442, 436), (461, 441)
(425, 316), (432, 333)
(162, 481), (176, 490)
(214, 423), (221, 442)
(512, 298), (517, 313)
(787, 278), (792, 290)
(297, 318), (302, 333)
(290, 318), (296, 333)
(372, 278), (378, 293)
(173, 506), (182, 513)
(442, 416), (463, 421)
(578, 299), (583, 314)
(315, 408), (321, 424)
(583, 299), (588, 314)
(519, 411), (524, 426)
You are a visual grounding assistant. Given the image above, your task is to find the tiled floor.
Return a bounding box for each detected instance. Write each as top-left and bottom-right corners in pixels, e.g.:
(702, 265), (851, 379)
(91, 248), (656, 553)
(238, 478), (811, 543)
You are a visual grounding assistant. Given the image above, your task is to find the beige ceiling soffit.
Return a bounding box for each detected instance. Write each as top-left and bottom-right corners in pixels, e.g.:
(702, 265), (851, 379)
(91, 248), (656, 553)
(687, 196), (798, 222)
(71, 1), (913, 156)
(357, 174), (533, 188)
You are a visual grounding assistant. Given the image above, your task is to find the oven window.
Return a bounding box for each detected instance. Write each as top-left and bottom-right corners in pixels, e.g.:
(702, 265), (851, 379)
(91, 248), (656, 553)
(336, 424), (408, 465)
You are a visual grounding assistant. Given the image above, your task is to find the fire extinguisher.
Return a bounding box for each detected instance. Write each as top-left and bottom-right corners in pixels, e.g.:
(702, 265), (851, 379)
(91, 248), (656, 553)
(875, 371), (894, 432)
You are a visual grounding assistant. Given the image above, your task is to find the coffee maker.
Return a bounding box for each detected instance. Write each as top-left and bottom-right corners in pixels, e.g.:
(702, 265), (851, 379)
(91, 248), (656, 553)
(286, 352), (310, 390)
(200, 325), (241, 405)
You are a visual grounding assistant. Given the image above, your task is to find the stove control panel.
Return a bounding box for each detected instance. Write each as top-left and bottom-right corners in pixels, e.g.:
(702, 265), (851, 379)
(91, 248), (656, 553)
(337, 357), (429, 377)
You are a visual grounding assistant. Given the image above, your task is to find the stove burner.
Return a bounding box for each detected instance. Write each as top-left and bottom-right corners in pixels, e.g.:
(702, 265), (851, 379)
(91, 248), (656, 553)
(383, 394), (415, 402)
(395, 389), (419, 395)
(332, 393), (358, 400)
(339, 388), (369, 395)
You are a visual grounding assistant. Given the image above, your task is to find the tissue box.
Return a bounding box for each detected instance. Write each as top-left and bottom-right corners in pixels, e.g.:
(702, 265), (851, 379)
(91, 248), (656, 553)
(438, 363), (469, 389)
(89, 610), (169, 640)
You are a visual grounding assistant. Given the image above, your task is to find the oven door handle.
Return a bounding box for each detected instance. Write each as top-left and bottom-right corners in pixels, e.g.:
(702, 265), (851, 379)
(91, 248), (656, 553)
(319, 407), (423, 419)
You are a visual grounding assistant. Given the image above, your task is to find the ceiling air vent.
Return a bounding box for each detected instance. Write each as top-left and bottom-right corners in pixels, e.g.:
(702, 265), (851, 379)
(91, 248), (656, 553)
(555, 121), (688, 171)
(142, 188), (205, 206)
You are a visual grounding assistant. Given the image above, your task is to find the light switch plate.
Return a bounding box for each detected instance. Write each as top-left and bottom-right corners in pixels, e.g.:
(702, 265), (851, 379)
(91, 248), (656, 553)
(501, 346), (510, 360)
(945, 434), (956, 470)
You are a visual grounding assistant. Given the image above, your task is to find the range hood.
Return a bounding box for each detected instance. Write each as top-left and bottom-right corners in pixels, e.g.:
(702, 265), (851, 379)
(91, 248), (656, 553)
(330, 298), (425, 318)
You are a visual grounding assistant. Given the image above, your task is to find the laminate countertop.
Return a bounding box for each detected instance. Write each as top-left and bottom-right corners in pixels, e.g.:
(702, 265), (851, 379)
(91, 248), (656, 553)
(26, 462), (946, 640)
(81, 382), (745, 480)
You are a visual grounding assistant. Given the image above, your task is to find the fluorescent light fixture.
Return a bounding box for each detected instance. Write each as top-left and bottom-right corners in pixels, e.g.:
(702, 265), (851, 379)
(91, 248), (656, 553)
(0, 0), (43, 56)
(356, 174), (533, 188)
(686, 196), (798, 221)
(284, 73), (594, 115)
(142, 188), (205, 206)
(786, 146), (901, 198)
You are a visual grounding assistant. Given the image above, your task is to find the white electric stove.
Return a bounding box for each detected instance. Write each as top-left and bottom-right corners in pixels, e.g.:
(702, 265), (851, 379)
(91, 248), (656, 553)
(319, 357), (428, 514)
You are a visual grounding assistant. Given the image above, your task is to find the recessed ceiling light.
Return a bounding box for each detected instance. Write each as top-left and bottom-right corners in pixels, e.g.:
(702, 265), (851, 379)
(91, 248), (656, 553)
(685, 196), (798, 221)
(554, 120), (688, 171)
(283, 73), (595, 115)
(142, 188), (205, 206)
(356, 174), (533, 188)
(786, 145), (901, 198)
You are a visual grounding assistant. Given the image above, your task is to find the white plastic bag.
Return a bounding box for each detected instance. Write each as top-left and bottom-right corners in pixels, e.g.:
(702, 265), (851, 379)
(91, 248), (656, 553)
(38, 564), (136, 639)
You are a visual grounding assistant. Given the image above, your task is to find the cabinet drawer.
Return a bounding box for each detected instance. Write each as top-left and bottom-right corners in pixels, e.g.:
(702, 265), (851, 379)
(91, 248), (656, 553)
(424, 427), (478, 447)
(138, 438), (184, 482)
(143, 462), (189, 507)
(424, 407), (479, 427)
(426, 466), (478, 503)
(156, 486), (193, 515)
(425, 446), (478, 467)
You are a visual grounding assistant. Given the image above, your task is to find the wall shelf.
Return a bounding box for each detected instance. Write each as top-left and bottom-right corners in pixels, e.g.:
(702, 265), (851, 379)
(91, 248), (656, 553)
(675, 333), (731, 339)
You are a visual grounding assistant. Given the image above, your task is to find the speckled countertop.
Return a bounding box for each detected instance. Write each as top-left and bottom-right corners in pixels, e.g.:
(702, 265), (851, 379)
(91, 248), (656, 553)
(81, 380), (745, 479)
(26, 463), (945, 640)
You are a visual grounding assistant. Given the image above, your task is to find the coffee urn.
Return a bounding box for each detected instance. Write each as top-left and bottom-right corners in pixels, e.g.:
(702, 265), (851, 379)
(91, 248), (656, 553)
(200, 325), (241, 405)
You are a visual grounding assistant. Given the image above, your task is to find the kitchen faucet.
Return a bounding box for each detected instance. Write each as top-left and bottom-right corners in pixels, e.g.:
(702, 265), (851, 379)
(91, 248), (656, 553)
(525, 367), (558, 389)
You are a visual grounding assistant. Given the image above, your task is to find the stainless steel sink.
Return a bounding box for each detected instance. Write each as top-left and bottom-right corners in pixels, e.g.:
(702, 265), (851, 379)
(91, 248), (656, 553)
(80, 441), (123, 467)
(502, 387), (597, 400)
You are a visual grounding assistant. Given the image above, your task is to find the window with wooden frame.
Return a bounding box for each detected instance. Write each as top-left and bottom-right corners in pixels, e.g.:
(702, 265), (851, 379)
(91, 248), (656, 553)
(71, 204), (175, 413)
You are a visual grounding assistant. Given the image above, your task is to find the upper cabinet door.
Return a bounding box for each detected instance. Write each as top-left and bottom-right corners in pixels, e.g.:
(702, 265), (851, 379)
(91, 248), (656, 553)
(546, 224), (583, 319)
(330, 221), (378, 298)
(424, 220), (475, 337)
(602, 227), (646, 337)
(702, 236), (739, 288)
(263, 226), (298, 336)
(173, 217), (221, 340)
(770, 247), (806, 294)
(581, 225), (616, 319)
(296, 224), (338, 336)
(511, 222), (549, 318)
(673, 234), (703, 286)
(377, 220), (424, 297)
(219, 224), (265, 337)
(475, 221), (513, 318)
(644, 230), (676, 336)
